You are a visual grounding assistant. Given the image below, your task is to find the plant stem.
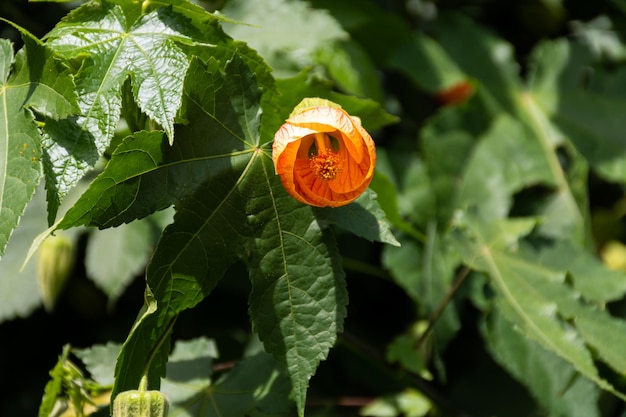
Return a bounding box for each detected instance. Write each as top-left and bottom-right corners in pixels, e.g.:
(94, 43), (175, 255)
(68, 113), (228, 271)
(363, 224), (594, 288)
(140, 315), (178, 389)
(417, 266), (470, 349)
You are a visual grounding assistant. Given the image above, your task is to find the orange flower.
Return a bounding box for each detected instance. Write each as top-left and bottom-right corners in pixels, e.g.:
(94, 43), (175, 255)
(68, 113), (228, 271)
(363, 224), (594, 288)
(272, 98), (376, 207)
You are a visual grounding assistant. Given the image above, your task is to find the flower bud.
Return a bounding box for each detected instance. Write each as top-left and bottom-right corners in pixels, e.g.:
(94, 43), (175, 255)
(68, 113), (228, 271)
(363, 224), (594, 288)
(113, 390), (169, 417)
(272, 98), (376, 207)
(37, 234), (75, 312)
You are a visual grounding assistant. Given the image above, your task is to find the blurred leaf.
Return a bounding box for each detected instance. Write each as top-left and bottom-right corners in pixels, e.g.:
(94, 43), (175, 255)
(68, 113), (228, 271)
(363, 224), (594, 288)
(360, 389), (432, 417)
(483, 310), (600, 417)
(85, 218), (154, 305)
(422, 113), (555, 224)
(369, 168), (428, 242)
(388, 31), (466, 94)
(571, 15), (626, 61)
(162, 341), (291, 417)
(451, 208), (626, 402)
(436, 13), (522, 115)
(315, 39), (384, 102)
(316, 188), (400, 247)
(528, 39), (626, 183)
(0, 34), (78, 257)
(383, 226), (460, 354)
(0, 186), (47, 320)
(74, 342), (121, 388)
(221, 0), (347, 77)
(275, 69), (398, 132)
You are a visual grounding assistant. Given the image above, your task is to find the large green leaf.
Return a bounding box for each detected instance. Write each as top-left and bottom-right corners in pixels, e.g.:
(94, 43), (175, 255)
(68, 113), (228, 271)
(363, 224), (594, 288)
(61, 54), (347, 416)
(41, 1), (220, 221)
(0, 35), (78, 257)
(451, 208), (626, 402)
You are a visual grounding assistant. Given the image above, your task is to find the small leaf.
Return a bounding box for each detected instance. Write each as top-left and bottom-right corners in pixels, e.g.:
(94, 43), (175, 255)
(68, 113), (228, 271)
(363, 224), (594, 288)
(74, 342), (121, 387)
(316, 188), (400, 247)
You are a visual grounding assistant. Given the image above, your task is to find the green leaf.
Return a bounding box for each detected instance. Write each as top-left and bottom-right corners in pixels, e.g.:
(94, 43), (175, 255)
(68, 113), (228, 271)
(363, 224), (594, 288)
(450, 208), (626, 402)
(483, 310), (600, 417)
(422, 113), (555, 223)
(221, 0), (347, 77)
(0, 185), (47, 321)
(246, 156), (348, 417)
(85, 218), (155, 305)
(42, 2), (218, 220)
(528, 39), (626, 183)
(383, 226), (460, 353)
(369, 157), (429, 242)
(0, 35), (77, 257)
(316, 188), (400, 247)
(387, 30), (466, 94)
(74, 342), (121, 387)
(315, 39), (384, 102)
(162, 339), (291, 417)
(38, 346), (69, 417)
(360, 389), (432, 417)
(90, 55), (347, 416)
(435, 13), (522, 115)
(275, 69), (398, 132)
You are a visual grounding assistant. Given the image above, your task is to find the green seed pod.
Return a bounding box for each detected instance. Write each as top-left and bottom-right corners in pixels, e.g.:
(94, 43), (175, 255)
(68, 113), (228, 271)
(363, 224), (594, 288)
(37, 234), (75, 312)
(113, 390), (169, 417)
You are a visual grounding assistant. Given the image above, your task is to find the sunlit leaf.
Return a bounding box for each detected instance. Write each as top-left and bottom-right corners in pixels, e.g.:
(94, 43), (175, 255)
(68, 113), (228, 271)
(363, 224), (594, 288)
(41, 2), (219, 221)
(0, 35), (77, 257)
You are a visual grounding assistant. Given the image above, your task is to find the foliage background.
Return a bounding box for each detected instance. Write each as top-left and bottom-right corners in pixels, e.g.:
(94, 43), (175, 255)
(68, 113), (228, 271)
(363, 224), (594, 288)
(2, 0), (626, 416)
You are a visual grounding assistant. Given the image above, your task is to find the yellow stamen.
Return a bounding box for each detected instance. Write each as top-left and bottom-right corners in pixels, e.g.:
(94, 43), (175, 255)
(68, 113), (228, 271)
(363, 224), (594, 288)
(310, 152), (342, 181)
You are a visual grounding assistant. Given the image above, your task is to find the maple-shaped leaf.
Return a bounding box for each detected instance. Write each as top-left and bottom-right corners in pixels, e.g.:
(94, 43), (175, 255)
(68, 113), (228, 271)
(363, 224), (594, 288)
(58, 55), (347, 417)
(451, 208), (626, 403)
(0, 35), (78, 258)
(41, 1), (220, 222)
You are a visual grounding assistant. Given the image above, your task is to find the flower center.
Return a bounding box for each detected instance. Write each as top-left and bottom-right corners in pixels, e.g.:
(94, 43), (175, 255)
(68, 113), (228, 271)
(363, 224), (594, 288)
(310, 152), (342, 181)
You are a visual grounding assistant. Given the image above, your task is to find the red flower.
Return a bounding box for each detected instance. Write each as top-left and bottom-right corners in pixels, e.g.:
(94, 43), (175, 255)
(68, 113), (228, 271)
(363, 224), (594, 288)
(272, 98), (376, 207)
